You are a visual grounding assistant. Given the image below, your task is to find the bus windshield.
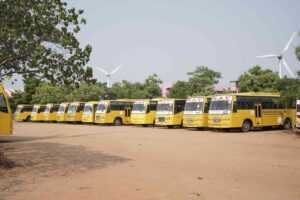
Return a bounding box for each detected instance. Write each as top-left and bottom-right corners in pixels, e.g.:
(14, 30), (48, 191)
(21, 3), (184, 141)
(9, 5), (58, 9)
(84, 104), (93, 114)
(44, 106), (51, 114)
(184, 102), (203, 114)
(96, 102), (107, 114)
(32, 106), (38, 113)
(132, 101), (146, 114)
(15, 107), (22, 114)
(209, 100), (232, 114)
(157, 102), (173, 115)
(67, 104), (77, 114)
(58, 104), (66, 113)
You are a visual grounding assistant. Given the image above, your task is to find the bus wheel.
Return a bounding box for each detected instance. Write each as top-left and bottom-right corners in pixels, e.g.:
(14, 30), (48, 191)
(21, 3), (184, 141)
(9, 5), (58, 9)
(113, 118), (122, 126)
(283, 119), (292, 130)
(25, 116), (30, 122)
(241, 120), (252, 132)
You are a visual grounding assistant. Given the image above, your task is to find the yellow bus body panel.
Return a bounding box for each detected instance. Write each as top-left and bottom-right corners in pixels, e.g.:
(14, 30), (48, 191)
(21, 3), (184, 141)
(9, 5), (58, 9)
(208, 93), (296, 129)
(0, 84), (13, 135)
(183, 114), (208, 128)
(131, 111), (156, 125)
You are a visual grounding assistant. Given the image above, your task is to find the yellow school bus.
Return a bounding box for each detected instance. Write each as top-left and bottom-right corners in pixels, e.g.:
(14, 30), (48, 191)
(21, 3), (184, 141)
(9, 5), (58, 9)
(30, 104), (46, 122)
(155, 99), (186, 128)
(131, 99), (161, 126)
(56, 103), (69, 122)
(82, 101), (98, 123)
(183, 96), (211, 128)
(296, 100), (300, 132)
(66, 102), (85, 123)
(94, 99), (134, 125)
(43, 103), (60, 122)
(0, 84), (13, 135)
(14, 104), (33, 122)
(208, 93), (295, 132)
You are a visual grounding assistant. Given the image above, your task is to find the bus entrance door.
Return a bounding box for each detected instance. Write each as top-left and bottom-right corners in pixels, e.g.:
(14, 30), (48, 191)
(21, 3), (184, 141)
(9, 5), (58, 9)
(124, 107), (131, 123)
(254, 103), (263, 127)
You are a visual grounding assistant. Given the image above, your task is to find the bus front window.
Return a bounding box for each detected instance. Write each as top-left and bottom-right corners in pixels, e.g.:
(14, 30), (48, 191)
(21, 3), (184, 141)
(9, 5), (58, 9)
(157, 103), (173, 115)
(67, 104), (77, 114)
(184, 102), (203, 114)
(132, 102), (146, 114)
(84, 104), (93, 114)
(58, 104), (66, 113)
(96, 103), (107, 114)
(15, 107), (22, 114)
(44, 106), (50, 114)
(209, 100), (232, 114)
(32, 106), (38, 113)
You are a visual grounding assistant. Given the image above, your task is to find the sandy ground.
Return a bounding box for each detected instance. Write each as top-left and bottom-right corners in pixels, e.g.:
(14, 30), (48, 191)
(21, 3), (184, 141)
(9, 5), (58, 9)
(0, 122), (300, 200)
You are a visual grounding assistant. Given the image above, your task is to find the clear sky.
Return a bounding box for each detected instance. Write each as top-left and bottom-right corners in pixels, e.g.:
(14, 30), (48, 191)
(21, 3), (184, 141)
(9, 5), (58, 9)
(4, 0), (300, 89)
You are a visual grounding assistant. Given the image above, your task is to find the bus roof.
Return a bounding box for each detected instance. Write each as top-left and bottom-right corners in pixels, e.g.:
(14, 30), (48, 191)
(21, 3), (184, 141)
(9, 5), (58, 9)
(214, 92), (280, 97)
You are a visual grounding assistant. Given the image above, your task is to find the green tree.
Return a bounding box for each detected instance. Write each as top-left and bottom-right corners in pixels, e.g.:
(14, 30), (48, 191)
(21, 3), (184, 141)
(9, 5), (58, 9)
(275, 73), (300, 106)
(237, 65), (280, 92)
(11, 75), (43, 105)
(141, 74), (162, 98)
(0, 0), (95, 85)
(70, 83), (106, 102)
(187, 66), (222, 96)
(167, 81), (189, 99)
(31, 83), (71, 104)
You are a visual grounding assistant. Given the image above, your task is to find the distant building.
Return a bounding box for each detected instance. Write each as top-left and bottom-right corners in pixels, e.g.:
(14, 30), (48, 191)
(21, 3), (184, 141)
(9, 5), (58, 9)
(160, 83), (173, 97)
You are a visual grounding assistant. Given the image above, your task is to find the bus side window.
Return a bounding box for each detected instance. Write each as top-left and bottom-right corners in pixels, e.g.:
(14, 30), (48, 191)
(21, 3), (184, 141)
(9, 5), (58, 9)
(174, 100), (185, 114)
(0, 94), (8, 113)
(233, 102), (237, 113)
(150, 101), (157, 111)
(204, 103), (210, 113)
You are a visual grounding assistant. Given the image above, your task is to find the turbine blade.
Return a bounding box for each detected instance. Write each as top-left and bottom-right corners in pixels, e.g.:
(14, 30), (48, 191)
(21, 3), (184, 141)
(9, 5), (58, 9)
(255, 54), (278, 58)
(281, 32), (297, 54)
(110, 65), (123, 74)
(96, 67), (108, 75)
(282, 58), (295, 78)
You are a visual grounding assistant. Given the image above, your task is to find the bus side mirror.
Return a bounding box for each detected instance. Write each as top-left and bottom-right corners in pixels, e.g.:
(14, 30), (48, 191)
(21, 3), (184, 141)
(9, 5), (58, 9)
(233, 102), (237, 113)
(107, 106), (111, 113)
(146, 106), (150, 114)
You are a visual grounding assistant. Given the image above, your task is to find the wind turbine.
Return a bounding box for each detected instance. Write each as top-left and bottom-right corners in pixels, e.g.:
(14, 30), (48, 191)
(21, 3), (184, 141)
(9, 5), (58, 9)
(97, 65), (123, 88)
(256, 32), (297, 78)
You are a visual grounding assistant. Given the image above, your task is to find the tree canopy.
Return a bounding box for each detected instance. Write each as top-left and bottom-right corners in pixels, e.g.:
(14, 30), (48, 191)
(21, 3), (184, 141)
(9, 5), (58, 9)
(237, 65), (280, 92)
(0, 0), (95, 85)
(168, 66), (221, 98)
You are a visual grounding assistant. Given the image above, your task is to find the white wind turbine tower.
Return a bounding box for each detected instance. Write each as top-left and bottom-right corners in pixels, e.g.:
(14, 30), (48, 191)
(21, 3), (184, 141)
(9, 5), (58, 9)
(97, 65), (123, 88)
(256, 32), (297, 78)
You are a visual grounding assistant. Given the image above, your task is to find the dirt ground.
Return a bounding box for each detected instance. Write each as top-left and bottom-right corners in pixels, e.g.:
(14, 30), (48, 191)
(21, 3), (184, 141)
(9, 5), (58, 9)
(0, 122), (300, 200)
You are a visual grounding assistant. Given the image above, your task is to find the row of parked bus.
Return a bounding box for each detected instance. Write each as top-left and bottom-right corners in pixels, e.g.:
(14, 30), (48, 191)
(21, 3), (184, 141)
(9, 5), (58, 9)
(13, 92), (300, 132)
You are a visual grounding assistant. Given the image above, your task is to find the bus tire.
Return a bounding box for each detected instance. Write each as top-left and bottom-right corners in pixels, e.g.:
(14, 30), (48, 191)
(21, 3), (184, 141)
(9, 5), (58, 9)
(283, 118), (292, 130)
(113, 118), (122, 126)
(241, 120), (252, 132)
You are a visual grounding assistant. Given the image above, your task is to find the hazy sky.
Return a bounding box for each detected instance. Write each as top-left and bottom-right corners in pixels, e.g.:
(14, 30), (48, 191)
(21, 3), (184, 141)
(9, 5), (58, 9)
(4, 0), (300, 89)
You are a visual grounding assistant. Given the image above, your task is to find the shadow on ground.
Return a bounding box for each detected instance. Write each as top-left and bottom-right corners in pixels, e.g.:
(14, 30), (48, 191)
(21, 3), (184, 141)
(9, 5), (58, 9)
(0, 142), (130, 199)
